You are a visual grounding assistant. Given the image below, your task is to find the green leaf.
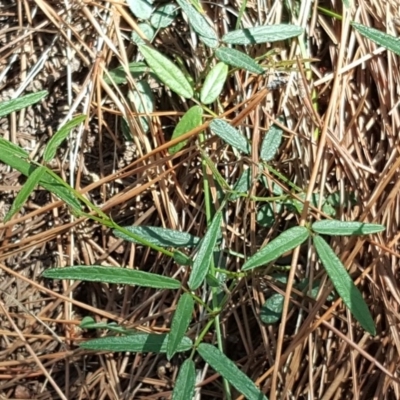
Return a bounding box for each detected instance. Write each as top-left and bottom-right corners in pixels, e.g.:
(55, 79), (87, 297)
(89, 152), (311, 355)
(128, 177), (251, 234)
(242, 226), (309, 271)
(0, 90), (48, 118)
(127, 80), (154, 133)
(222, 24), (303, 45)
(176, 0), (219, 48)
(104, 62), (149, 85)
(169, 105), (203, 154)
(256, 203), (281, 227)
(313, 235), (376, 335)
(326, 191), (357, 208)
(215, 47), (264, 75)
(173, 250), (193, 266)
(197, 343), (268, 400)
(343, 0), (351, 8)
(172, 359), (196, 400)
(210, 119), (250, 154)
(312, 220), (385, 236)
(43, 115), (86, 163)
(188, 212), (222, 290)
(258, 175), (282, 195)
(42, 266), (181, 289)
(0, 136), (29, 159)
(200, 62), (228, 105)
(139, 45), (193, 98)
(80, 333), (193, 353)
(206, 273), (222, 288)
(150, 4), (177, 29)
(4, 166), (46, 222)
(131, 23), (155, 45)
(230, 167), (251, 201)
(0, 139), (82, 211)
(296, 278), (336, 302)
(126, 0), (153, 20)
(272, 182), (283, 195)
(352, 22), (400, 56)
(120, 117), (133, 141)
(260, 276), (336, 325)
(167, 293), (194, 360)
(322, 202), (336, 217)
(113, 226), (200, 248)
(260, 293), (284, 325)
(80, 316), (100, 328)
(80, 317), (134, 335)
(260, 125), (282, 162)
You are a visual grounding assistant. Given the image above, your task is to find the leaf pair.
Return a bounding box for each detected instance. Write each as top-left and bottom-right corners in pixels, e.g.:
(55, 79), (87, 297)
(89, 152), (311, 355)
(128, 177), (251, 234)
(79, 332), (268, 400)
(0, 93), (85, 222)
(242, 220), (384, 335)
(173, 344), (269, 400)
(208, 120), (283, 158)
(135, 13), (303, 98)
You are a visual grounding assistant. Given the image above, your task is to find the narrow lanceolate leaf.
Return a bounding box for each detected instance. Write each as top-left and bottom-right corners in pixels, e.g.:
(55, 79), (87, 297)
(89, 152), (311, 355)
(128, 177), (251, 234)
(114, 226), (200, 248)
(80, 317), (134, 335)
(43, 115), (86, 163)
(176, 0), (219, 48)
(312, 220), (385, 236)
(172, 359), (196, 400)
(167, 293), (194, 360)
(313, 235), (376, 335)
(352, 22), (400, 56)
(0, 136), (29, 159)
(104, 62), (149, 85)
(222, 24), (303, 45)
(150, 4), (177, 29)
(198, 344), (268, 400)
(260, 125), (283, 162)
(0, 90), (48, 118)
(80, 333), (193, 353)
(139, 45), (193, 98)
(170, 105), (203, 154)
(215, 47), (264, 75)
(257, 203), (280, 228)
(188, 212), (222, 290)
(200, 62), (228, 105)
(0, 139), (82, 212)
(210, 119), (250, 155)
(4, 166), (46, 222)
(42, 266), (181, 289)
(139, 45), (193, 99)
(242, 226), (309, 271)
(126, 0), (153, 20)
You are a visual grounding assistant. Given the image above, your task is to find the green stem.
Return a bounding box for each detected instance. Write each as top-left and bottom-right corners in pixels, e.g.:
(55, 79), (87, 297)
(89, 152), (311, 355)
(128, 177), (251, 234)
(44, 167), (175, 257)
(235, 0), (248, 30)
(317, 6), (343, 20)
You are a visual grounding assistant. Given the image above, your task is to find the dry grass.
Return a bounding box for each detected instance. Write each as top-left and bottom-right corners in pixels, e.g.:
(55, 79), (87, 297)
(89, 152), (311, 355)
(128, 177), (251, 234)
(0, 0), (400, 399)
